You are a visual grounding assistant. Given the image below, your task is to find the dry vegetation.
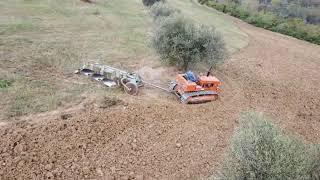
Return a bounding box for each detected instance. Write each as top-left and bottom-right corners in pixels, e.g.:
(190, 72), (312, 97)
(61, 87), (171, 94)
(0, 0), (244, 120)
(0, 0), (152, 120)
(0, 0), (320, 179)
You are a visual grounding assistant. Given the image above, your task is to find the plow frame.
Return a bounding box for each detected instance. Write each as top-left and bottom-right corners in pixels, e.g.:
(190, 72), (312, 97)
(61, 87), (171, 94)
(77, 63), (144, 95)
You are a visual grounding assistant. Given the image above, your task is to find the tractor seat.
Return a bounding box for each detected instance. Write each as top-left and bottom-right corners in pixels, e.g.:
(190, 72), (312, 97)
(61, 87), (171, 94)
(185, 71), (199, 83)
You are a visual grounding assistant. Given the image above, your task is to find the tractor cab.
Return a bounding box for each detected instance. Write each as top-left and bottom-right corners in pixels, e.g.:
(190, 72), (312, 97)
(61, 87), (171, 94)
(184, 71), (221, 92)
(175, 71), (221, 93)
(172, 70), (222, 103)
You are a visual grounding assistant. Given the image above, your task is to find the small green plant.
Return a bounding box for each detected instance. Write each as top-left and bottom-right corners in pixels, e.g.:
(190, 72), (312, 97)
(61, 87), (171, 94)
(92, 9), (100, 16)
(142, 0), (163, 7)
(152, 14), (227, 70)
(218, 112), (320, 180)
(0, 80), (11, 89)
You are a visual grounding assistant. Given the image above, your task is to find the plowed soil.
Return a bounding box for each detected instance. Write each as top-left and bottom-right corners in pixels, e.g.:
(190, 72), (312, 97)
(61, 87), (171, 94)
(1, 19), (320, 180)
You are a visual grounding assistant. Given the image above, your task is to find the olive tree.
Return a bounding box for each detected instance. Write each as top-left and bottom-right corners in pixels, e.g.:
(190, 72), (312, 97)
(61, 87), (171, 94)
(152, 15), (227, 70)
(217, 112), (320, 180)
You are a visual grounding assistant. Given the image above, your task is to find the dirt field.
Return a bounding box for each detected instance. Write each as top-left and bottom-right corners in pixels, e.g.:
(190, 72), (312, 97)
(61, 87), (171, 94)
(1, 1), (320, 180)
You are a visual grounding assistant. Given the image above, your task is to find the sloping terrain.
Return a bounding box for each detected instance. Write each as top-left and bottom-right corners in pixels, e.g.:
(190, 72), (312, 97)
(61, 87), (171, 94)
(0, 0), (245, 121)
(226, 19), (320, 143)
(0, 0), (153, 121)
(168, 0), (249, 53)
(0, 0), (320, 179)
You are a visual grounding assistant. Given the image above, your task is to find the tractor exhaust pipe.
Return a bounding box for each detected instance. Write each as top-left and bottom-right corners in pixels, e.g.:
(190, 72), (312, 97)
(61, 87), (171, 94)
(206, 65), (213, 77)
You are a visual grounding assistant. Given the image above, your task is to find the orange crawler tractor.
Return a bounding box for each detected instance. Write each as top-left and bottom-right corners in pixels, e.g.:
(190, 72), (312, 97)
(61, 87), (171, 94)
(169, 68), (221, 104)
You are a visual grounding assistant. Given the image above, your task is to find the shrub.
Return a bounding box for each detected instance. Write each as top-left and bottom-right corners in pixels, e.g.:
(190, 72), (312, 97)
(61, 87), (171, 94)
(0, 80), (11, 89)
(199, 0), (320, 45)
(246, 12), (281, 29)
(142, 0), (163, 7)
(272, 18), (320, 45)
(230, 6), (250, 19)
(150, 1), (179, 20)
(208, 2), (227, 12)
(198, 0), (208, 4)
(152, 15), (227, 70)
(218, 112), (320, 180)
(204, 1), (250, 19)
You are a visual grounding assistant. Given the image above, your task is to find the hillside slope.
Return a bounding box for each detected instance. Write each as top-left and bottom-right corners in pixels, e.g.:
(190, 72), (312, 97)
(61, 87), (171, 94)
(0, 0), (247, 121)
(169, 0), (249, 53)
(0, 0), (152, 120)
(0, 0), (320, 179)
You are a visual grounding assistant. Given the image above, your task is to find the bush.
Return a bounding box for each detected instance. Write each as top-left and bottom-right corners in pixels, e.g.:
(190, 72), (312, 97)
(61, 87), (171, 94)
(150, 1), (179, 20)
(205, 1), (250, 19)
(208, 2), (227, 12)
(218, 112), (320, 180)
(272, 18), (320, 45)
(246, 12), (281, 29)
(229, 6), (250, 19)
(198, 0), (208, 4)
(0, 80), (11, 89)
(152, 15), (227, 70)
(199, 0), (320, 45)
(142, 0), (163, 7)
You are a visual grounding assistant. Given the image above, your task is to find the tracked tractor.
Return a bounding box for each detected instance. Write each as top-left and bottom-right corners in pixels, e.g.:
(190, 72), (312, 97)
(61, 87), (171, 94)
(76, 63), (221, 104)
(169, 68), (221, 104)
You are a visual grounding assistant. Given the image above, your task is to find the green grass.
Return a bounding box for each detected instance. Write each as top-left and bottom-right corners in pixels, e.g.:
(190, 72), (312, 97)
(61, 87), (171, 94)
(6, 78), (103, 117)
(0, 80), (11, 88)
(0, 0), (152, 118)
(0, 0), (249, 119)
(0, 21), (37, 35)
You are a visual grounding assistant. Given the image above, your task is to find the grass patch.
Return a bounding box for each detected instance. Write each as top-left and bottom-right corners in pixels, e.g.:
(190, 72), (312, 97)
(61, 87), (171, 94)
(0, 0), (247, 119)
(5, 77), (109, 117)
(0, 21), (37, 35)
(0, 80), (11, 89)
(0, 0), (153, 119)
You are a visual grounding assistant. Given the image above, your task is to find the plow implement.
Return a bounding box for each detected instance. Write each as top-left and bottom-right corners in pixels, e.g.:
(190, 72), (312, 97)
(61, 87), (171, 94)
(76, 63), (222, 104)
(75, 63), (143, 95)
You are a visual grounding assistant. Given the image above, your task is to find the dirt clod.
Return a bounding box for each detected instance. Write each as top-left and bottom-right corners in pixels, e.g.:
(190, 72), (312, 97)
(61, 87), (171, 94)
(96, 168), (103, 176)
(14, 143), (25, 154)
(46, 172), (54, 179)
(99, 97), (123, 109)
(45, 163), (53, 171)
(60, 114), (72, 120)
